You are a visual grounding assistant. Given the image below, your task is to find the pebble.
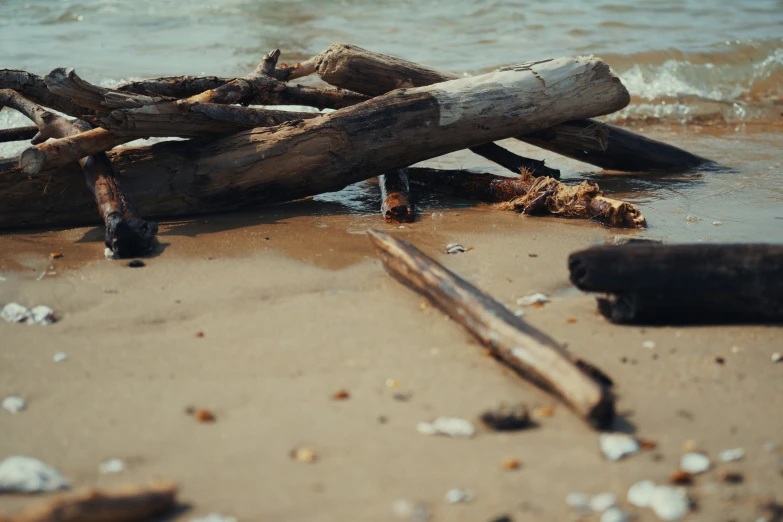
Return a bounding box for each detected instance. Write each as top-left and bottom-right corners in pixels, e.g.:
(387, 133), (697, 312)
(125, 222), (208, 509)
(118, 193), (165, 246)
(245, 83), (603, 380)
(712, 221), (723, 226)
(0, 456), (69, 493)
(565, 492), (591, 514)
(417, 417), (475, 438)
(190, 514), (238, 522)
(99, 458), (125, 474)
(513, 309), (526, 317)
(104, 247), (115, 260)
(516, 293), (550, 306)
(627, 480), (657, 508)
(643, 340), (656, 349)
(126, 260), (146, 268)
(480, 403), (530, 431)
(771, 352), (782, 363)
(444, 488), (473, 503)
(590, 493), (618, 513)
(600, 433), (640, 461)
(628, 481), (689, 521)
(679, 452), (711, 474)
(1, 303), (55, 325)
(446, 243), (466, 254)
(685, 215), (701, 222)
(601, 507), (631, 522)
(718, 447), (745, 463)
(392, 498), (430, 521)
(53, 352), (67, 363)
(291, 447), (317, 463)
(2, 396), (26, 413)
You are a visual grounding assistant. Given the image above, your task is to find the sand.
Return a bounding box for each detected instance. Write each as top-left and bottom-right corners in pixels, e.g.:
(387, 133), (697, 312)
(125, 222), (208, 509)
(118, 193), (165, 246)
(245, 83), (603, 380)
(1, 193), (782, 522)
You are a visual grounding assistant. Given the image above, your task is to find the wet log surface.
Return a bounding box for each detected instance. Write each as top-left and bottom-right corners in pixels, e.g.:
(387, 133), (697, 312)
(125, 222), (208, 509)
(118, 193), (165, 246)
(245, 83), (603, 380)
(1, 56), (630, 229)
(367, 229), (615, 429)
(569, 244), (783, 324)
(311, 43), (713, 172)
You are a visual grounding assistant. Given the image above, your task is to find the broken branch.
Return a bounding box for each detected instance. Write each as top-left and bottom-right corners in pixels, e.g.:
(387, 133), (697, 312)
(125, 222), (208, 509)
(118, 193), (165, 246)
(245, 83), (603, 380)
(380, 169), (414, 223)
(367, 229), (615, 429)
(408, 168), (646, 228)
(0, 126), (38, 143)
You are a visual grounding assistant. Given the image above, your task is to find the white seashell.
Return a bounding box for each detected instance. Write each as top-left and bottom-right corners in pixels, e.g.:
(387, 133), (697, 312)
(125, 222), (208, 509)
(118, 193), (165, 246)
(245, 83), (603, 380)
(590, 492), (618, 513)
(2, 396), (26, 413)
(516, 293), (550, 306)
(679, 452), (711, 474)
(600, 433), (640, 461)
(1, 303), (32, 323)
(417, 417), (475, 438)
(0, 456), (69, 493)
(627, 480), (656, 508)
(718, 447), (744, 463)
(445, 243), (466, 254)
(649, 485), (689, 521)
(53, 352), (67, 362)
(444, 488), (473, 503)
(99, 458), (126, 474)
(601, 506), (631, 522)
(565, 492), (591, 514)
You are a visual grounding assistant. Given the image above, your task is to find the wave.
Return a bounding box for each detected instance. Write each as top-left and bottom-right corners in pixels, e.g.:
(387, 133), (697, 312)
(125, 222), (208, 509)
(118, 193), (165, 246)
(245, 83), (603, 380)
(601, 38), (783, 124)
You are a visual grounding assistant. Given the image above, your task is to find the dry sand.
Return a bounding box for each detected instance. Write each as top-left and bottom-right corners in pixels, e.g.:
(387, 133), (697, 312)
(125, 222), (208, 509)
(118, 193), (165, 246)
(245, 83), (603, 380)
(1, 194), (782, 522)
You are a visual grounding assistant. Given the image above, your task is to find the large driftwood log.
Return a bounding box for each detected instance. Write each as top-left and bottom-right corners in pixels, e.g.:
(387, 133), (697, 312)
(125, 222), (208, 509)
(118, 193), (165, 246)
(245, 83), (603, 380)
(0, 89), (157, 255)
(367, 229), (615, 429)
(311, 43), (713, 172)
(0, 481), (177, 522)
(1, 56), (629, 229)
(408, 168), (646, 228)
(569, 244), (783, 324)
(380, 169), (414, 223)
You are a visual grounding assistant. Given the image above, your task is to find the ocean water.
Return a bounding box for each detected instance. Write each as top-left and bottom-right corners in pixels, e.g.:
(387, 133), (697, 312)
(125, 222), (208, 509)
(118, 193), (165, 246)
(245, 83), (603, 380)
(1, 0), (782, 242)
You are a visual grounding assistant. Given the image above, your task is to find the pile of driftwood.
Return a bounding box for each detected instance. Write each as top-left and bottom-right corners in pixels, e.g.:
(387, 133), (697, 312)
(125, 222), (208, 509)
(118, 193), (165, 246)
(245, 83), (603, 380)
(0, 44), (713, 257)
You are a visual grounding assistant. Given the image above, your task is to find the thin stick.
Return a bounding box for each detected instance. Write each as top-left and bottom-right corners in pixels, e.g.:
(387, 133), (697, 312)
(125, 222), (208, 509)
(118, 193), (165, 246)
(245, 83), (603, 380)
(1, 89), (157, 257)
(0, 126), (38, 143)
(469, 142), (560, 179)
(0, 481), (177, 522)
(366, 229), (615, 429)
(379, 169), (414, 223)
(408, 167), (646, 228)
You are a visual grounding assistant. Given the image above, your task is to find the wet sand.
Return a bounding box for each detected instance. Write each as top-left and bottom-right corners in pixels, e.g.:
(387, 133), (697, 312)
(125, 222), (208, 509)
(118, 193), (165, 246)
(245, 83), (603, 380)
(2, 166), (782, 521)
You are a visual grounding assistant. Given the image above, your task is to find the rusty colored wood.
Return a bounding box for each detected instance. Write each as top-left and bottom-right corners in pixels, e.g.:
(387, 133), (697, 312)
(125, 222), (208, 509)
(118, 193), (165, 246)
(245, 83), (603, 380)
(380, 168), (414, 223)
(367, 229), (615, 429)
(408, 168), (646, 228)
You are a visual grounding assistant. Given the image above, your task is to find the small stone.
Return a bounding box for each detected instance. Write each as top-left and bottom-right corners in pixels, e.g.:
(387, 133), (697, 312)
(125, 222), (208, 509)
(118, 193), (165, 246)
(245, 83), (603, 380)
(99, 458), (125, 474)
(480, 403), (531, 431)
(126, 260), (145, 268)
(731, 346), (742, 354)
(601, 507), (631, 522)
(669, 470), (693, 485)
(193, 409), (215, 423)
(53, 352), (67, 362)
(2, 396), (26, 413)
(29, 306), (55, 325)
(712, 221), (723, 226)
(721, 471), (744, 484)
(501, 458), (520, 470)
(444, 488), (473, 503)
(332, 389), (350, 400)
(516, 293), (550, 306)
(649, 485), (689, 521)
(600, 433), (640, 461)
(771, 352), (782, 363)
(0, 456), (69, 493)
(104, 247), (115, 260)
(190, 514), (238, 522)
(386, 378), (400, 388)
(590, 493), (617, 513)
(1, 303), (32, 323)
(392, 499), (430, 521)
(719, 447), (745, 462)
(513, 309), (526, 317)
(680, 452), (711, 474)
(417, 417), (475, 438)
(566, 317), (577, 324)
(49, 252), (63, 259)
(685, 215), (701, 222)
(446, 243), (466, 254)
(565, 492), (591, 514)
(291, 447), (317, 463)
(627, 480), (656, 508)
(643, 340), (656, 349)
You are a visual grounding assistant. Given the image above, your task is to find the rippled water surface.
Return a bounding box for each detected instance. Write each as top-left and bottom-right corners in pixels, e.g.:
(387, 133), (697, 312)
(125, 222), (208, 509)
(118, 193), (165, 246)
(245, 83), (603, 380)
(1, 0), (782, 242)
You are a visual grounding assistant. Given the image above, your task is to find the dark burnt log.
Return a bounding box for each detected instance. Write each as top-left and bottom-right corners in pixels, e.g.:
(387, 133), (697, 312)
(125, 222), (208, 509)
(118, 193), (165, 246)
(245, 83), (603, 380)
(469, 142), (561, 179)
(380, 169), (414, 223)
(569, 244), (783, 324)
(367, 229), (615, 430)
(0, 126), (38, 143)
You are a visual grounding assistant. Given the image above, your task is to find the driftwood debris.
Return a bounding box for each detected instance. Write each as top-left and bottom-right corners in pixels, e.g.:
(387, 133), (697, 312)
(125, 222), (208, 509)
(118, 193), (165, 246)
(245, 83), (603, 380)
(1, 55), (632, 230)
(309, 43), (712, 172)
(0, 481), (178, 522)
(380, 169), (414, 223)
(569, 244), (783, 324)
(0, 89), (156, 256)
(367, 229), (615, 429)
(409, 168), (646, 228)
(0, 126), (38, 143)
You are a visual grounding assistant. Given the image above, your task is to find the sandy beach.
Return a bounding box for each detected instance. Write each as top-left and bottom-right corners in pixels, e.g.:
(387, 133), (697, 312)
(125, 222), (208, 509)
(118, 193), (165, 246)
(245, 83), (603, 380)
(2, 132), (782, 520)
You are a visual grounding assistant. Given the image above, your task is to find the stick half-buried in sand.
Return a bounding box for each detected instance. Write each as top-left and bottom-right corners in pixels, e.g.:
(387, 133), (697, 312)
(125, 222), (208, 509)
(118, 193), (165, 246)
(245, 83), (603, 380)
(366, 229), (615, 429)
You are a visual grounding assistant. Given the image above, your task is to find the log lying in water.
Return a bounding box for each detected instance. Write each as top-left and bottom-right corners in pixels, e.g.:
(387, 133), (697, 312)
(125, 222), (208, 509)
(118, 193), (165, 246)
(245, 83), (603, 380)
(0, 55), (630, 229)
(380, 169), (414, 223)
(569, 244), (783, 324)
(0, 481), (177, 522)
(408, 168), (646, 228)
(367, 229), (615, 429)
(310, 43), (713, 172)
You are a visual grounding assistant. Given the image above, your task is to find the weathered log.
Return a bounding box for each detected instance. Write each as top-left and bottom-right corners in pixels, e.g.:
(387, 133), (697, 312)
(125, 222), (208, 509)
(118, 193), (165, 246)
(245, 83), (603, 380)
(0, 126), (38, 143)
(0, 481), (177, 522)
(20, 127), (133, 174)
(408, 168), (646, 228)
(0, 56), (628, 229)
(0, 89), (157, 256)
(0, 69), (91, 118)
(311, 43), (713, 172)
(367, 229), (615, 429)
(569, 244), (783, 324)
(380, 169), (414, 223)
(469, 142), (560, 179)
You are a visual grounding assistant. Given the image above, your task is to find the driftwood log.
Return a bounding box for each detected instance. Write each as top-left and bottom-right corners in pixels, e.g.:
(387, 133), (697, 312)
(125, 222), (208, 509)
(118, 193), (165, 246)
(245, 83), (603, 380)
(310, 43), (713, 172)
(367, 229), (615, 429)
(569, 244), (783, 324)
(0, 126), (38, 143)
(0, 481), (177, 522)
(408, 168), (646, 228)
(0, 89), (156, 255)
(1, 56), (631, 229)
(379, 169), (414, 223)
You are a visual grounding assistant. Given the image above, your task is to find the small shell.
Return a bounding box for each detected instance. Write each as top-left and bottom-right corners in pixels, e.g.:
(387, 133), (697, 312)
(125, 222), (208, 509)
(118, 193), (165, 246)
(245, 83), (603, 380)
(444, 488), (473, 503)
(291, 447), (317, 463)
(2, 396), (26, 413)
(718, 447), (744, 463)
(193, 409), (216, 423)
(600, 433), (640, 461)
(99, 458), (125, 474)
(445, 243), (466, 254)
(679, 452), (711, 474)
(53, 353), (67, 362)
(417, 417), (475, 438)
(0, 456), (69, 493)
(516, 293), (550, 306)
